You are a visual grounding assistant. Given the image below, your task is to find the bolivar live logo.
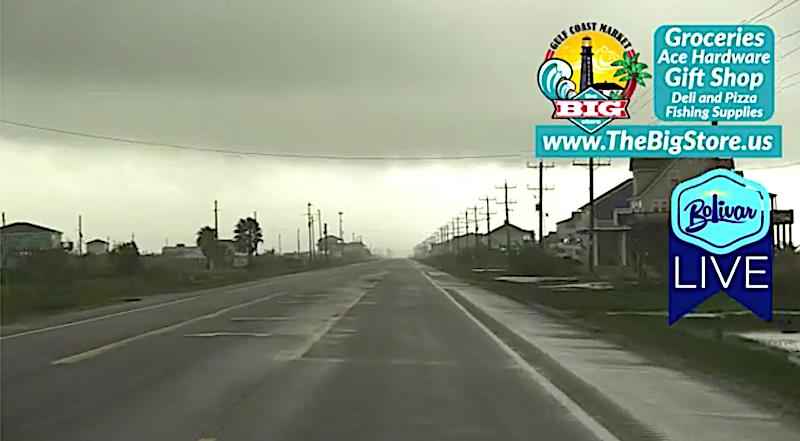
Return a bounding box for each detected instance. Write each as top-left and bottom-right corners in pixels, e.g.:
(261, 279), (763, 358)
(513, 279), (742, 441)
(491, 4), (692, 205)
(537, 22), (651, 133)
(669, 169), (773, 324)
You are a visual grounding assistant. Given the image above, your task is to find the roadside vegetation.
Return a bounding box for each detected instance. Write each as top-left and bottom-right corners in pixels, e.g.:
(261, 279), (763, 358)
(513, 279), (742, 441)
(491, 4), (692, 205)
(1, 216), (369, 322)
(421, 246), (800, 416)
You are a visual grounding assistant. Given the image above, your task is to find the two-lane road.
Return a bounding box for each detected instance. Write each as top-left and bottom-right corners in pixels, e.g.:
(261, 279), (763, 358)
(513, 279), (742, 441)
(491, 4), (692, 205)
(1, 259), (607, 441)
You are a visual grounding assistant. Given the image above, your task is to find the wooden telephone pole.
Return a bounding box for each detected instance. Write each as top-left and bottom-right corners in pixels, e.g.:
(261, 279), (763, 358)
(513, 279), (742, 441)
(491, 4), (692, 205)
(495, 180), (517, 254)
(479, 196), (497, 250)
(572, 159), (610, 273)
(527, 161), (554, 246)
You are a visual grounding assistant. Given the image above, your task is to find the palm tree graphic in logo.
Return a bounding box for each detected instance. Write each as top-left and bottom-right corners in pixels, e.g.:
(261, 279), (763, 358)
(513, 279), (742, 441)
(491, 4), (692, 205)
(610, 51), (652, 100)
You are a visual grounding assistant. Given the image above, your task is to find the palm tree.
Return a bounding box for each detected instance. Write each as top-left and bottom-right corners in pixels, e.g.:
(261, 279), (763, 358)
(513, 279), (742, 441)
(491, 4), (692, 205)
(612, 51), (652, 100)
(234, 217), (263, 258)
(196, 226), (218, 269)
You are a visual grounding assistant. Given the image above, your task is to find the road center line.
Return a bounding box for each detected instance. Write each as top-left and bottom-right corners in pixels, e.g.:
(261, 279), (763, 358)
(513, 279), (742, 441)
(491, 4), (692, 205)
(51, 291), (288, 365)
(0, 296), (201, 341)
(416, 265), (621, 441)
(288, 288), (371, 360)
(229, 316), (292, 321)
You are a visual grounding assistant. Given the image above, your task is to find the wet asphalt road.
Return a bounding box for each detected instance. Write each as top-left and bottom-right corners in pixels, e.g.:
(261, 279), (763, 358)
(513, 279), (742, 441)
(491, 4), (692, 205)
(1, 259), (602, 441)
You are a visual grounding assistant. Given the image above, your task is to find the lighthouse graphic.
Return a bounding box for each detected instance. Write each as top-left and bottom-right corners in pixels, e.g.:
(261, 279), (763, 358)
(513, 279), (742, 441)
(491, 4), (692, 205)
(537, 25), (645, 133)
(579, 36), (594, 92)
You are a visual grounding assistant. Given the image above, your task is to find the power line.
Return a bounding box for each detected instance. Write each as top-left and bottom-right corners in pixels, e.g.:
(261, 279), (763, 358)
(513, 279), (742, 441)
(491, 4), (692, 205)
(759, 0), (798, 21)
(781, 70), (800, 82)
(780, 78), (800, 90)
(743, 0), (783, 22)
(0, 120), (523, 161)
(779, 28), (800, 41)
(780, 44), (800, 60)
(744, 0), (785, 23)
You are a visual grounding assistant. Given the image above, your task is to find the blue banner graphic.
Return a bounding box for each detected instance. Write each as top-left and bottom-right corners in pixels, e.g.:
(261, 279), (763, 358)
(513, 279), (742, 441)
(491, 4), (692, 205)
(668, 169), (773, 324)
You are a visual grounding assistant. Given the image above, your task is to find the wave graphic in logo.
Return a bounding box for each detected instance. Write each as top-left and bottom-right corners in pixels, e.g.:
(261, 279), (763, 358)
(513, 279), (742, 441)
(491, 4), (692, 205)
(537, 59), (577, 100)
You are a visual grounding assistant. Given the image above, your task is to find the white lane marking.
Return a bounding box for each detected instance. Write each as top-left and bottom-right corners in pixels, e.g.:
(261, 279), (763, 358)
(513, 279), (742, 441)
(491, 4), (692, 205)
(225, 281), (275, 294)
(417, 266), (621, 441)
(51, 291), (288, 365)
(2, 281), (279, 341)
(292, 356), (460, 366)
(286, 289), (370, 360)
(230, 316), (291, 321)
(0, 296), (200, 341)
(184, 332), (272, 338)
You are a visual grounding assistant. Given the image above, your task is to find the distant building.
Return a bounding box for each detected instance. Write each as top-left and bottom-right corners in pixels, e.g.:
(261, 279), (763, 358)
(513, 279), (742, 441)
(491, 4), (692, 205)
(0, 222), (63, 254)
(549, 178), (633, 266)
(617, 158), (735, 275)
(486, 223), (534, 251)
(217, 239), (238, 255)
(414, 223), (531, 257)
(161, 243), (205, 260)
(317, 235), (344, 257)
(86, 239), (109, 255)
(342, 241), (371, 260)
(548, 158), (739, 274)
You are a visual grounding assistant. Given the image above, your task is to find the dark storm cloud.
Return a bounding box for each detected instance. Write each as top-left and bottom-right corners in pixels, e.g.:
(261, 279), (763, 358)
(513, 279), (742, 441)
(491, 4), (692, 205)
(1, 0), (551, 157)
(2, 0), (797, 252)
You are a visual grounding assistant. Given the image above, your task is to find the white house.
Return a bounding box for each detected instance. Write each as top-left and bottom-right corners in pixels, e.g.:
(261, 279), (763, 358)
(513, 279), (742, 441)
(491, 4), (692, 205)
(161, 244), (205, 260)
(86, 239), (109, 255)
(486, 223), (534, 251)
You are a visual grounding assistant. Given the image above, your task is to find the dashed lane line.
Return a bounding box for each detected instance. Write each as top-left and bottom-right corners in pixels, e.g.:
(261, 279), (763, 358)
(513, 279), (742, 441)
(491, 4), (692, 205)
(51, 291), (288, 365)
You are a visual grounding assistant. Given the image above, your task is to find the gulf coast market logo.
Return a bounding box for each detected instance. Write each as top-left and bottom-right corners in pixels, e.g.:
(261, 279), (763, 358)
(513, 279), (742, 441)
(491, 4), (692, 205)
(669, 169), (773, 324)
(537, 23), (652, 133)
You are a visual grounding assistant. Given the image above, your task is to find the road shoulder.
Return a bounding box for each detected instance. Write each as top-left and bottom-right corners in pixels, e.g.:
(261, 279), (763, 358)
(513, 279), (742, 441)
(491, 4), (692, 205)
(417, 264), (800, 441)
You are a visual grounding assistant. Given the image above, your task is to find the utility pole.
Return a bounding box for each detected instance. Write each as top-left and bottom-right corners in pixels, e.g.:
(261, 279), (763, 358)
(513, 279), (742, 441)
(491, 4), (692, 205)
(451, 219), (458, 254)
(278, 233), (282, 254)
(495, 180), (517, 254)
(316, 209), (323, 240)
(472, 206), (480, 249)
(1, 212), (5, 226)
(338, 211), (344, 240)
(77, 215), (83, 256)
(479, 196), (496, 250)
(296, 228), (301, 254)
(307, 202), (314, 261)
(573, 158), (610, 273)
(213, 200), (219, 239)
(527, 161), (554, 247)
(464, 209), (471, 250)
(444, 221), (453, 253)
(323, 223), (329, 263)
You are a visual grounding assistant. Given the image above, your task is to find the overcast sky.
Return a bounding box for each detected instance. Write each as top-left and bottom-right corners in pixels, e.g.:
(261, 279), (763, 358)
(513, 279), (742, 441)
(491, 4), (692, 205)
(2, 0), (799, 254)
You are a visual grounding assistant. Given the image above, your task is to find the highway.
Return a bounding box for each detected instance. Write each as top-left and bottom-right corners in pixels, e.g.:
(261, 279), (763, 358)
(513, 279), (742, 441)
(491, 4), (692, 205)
(1, 259), (606, 441)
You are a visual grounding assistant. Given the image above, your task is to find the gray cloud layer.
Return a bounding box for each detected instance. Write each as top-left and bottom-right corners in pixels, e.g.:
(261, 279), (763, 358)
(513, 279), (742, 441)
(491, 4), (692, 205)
(2, 0), (798, 252)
